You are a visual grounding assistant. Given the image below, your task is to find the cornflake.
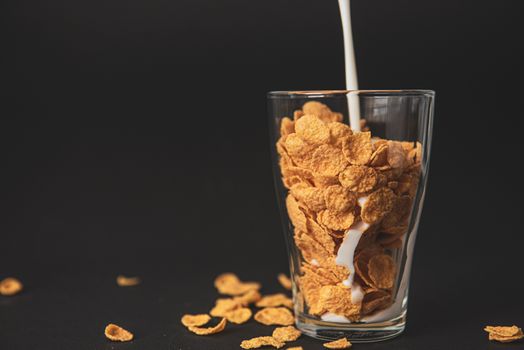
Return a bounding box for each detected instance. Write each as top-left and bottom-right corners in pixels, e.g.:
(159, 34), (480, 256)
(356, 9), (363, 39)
(317, 209), (355, 231)
(342, 132), (372, 165)
(302, 101), (342, 123)
(361, 187), (396, 224)
(328, 122), (352, 146)
(338, 165), (377, 193)
(308, 144), (348, 177)
(188, 317), (227, 335)
(254, 307), (294, 326)
(367, 254), (396, 289)
(210, 298), (242, 317)
(234, 289), (262, 305)
(317, 285), (360, 319)
(240, 336), (285, 349)
(361, 289), (391, 315)
(104, 323), (134, 342)
(295, 114), (331, 145)
(181, 314), (211, 327)
(287, 347), (303, 350)
(290, 183), (327, 212)
(214, 273), (261, 296)
(256, 294), (293, 309)
(272, 326), (301, 342)
(324, 185), (356, 213)
(280, 117), (295, 137)
(116, 275), (141, 287)
(484, 325), (524, 343)
(323, 337), (352, 349)
(0, 277), (23, 296)
(278, 273), (292, 290)
(224, 307), (252, 324)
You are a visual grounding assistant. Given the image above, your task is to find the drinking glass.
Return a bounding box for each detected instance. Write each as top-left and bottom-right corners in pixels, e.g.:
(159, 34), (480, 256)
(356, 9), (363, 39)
(268, 90), (434, 342)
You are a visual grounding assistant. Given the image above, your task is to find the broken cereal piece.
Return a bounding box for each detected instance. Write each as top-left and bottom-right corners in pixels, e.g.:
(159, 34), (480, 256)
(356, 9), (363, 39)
(254, 307), (294, 326)
(240, 336), (285, 349)
(0, 277), (23, 296)
(272, 326), (301, 342)
(214, 273), (261, 296)
(116, 275), (141, 287)
(484, 325), (524, 343)
(323, 337), (352, 349)
(104, 323), (134, 342)
(188, 317), (227, 335)
(181, 314), (211, 327)
(278, 273), (292, 290)
(256, 293), (294, 309)
(224, 307), (252, 324)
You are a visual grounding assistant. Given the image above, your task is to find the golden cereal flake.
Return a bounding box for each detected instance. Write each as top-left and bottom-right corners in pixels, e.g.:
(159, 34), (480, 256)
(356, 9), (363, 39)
(181, 314), (211, 327)
(287, 347), (303, 350)
(338, 165), (378, 193)
(280, 117), (295, 137)
(302, 101), (342, 123)
(305, 218), (335, 253)
(317, 209), (355, 231)
(286, 194), (308, 233)
(342, 132), (372, 165)
(188, 317), (227, 335)
(361, 188), (396, 224)
(295, 114), (331, 145)
(312, 174), (340, 188)
(369, 143), (388, 167)
(355, 246), (384, 287)
(387, 141), (408, 169)
(293, 109), (304, 121)
(104, 323), (134, 342)
(284, 134), (316, 166)
(328, 122), (352, 146)
(317, 285), (360, 319)
(324, 185), (356, 213)
(210, 298), (242, 317)
(323, 337), (352, 349)
(0, 277), (23, 296)
(116, 275), (141, 287)
(240, 336), (286, 349)
(254, 307), (294, 326)
(224, 307), (252, 324)
(278, 273), (292, 290)
(214, 273), (261, 296)
(361, 289), (392, 315)
(234, 289), (262, 305)
(484, 325), (524, 343)
(307, 144), (348, 177)
(256, 294), (294, 309)
(294, 231), (333, 266)
(272, 326), (302, 342)
(290, 183), (327, 212)
(367, 254), (396, 289)
(381, 195), (412, 231)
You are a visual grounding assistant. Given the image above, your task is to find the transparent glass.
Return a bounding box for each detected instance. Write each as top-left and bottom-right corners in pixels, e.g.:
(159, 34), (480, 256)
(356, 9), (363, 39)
(268, 90), (434, 342)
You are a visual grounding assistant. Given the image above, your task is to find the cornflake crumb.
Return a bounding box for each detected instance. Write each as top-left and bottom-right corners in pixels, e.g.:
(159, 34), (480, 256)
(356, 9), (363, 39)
(116, 275), (141, 287)
(104, 323), (134, 342)
(323, 337), (352, 349)
(0, 277), (23, 296)
(484, 325), (523, 343)
(278, 273), (292, 290)
(240, 336), (285, 349)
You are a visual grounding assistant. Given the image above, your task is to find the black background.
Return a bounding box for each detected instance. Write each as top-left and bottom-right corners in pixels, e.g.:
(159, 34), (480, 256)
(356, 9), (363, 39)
(1, 0), (523, 349)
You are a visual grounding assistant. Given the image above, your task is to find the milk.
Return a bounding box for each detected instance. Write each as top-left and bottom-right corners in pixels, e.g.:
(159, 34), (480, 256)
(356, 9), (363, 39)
(337, 0), (361, 132)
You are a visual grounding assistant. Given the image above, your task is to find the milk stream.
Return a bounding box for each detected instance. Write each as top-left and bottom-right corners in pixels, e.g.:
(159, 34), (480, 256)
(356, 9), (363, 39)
(337, 0), (361, 132)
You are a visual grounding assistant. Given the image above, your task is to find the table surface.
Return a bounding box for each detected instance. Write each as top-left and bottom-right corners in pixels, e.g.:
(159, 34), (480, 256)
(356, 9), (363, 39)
(2, 258), (523, 350)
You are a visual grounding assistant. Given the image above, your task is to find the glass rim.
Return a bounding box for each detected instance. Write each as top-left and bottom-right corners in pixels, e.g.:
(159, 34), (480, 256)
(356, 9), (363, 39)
(267, 89), (435, 99)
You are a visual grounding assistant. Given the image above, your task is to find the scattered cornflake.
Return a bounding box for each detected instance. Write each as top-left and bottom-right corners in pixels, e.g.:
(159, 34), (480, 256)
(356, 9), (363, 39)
(104, 323), (134, 342)
(295, 114), (331, 145)
(256, 294), (294, 309)
(367, 254), (396, 289)
(272, 326), (301, 342)
(286, 347), (303, 350)
(342, 132), (372, 165)
(214, 273), (261, 296)
(254, 307), (295, 326)
(234, 289), (262, 305)
(323, 337), (352, 349)
(210, 298), (242, 317)
(240, 336), (285, 349)
(484, 325), (524, 343)
(181, 314), (211, 327)
(116, 275), (141, 287)
(0, 277), (23, 296)
(278, 273), (292, 290)
(224, 307), (252, 324)
(188, 317), (227, 335)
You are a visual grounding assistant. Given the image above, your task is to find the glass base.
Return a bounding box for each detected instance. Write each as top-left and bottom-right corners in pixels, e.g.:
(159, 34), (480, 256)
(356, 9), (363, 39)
(296, 311), (406, 343)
